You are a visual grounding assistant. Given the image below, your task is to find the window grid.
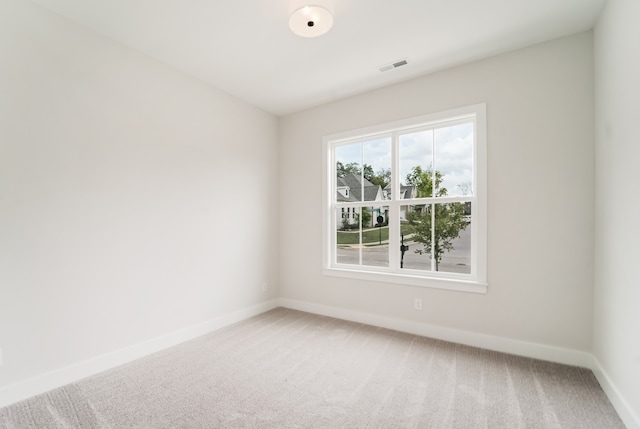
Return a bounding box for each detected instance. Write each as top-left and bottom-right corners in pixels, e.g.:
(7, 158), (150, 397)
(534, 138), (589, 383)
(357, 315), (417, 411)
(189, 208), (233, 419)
(323, 104), (487, 293)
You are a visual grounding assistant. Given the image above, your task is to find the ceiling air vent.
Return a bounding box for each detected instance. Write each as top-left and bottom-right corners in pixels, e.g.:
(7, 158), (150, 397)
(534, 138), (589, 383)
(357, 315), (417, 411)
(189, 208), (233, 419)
(379, 58), (408, 72)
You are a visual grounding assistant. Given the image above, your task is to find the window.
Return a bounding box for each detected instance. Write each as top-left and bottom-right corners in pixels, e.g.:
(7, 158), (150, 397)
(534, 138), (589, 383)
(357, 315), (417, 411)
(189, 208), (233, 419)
(323, 104), (487, 293)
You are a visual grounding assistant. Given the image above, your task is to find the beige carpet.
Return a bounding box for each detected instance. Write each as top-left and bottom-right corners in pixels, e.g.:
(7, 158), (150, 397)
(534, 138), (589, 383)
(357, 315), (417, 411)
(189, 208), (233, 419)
(0, 308), (625, 428)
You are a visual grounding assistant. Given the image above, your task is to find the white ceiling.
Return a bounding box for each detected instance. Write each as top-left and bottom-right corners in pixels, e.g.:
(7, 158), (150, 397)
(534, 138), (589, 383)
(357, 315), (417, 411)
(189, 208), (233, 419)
(30, 0), (606, 116)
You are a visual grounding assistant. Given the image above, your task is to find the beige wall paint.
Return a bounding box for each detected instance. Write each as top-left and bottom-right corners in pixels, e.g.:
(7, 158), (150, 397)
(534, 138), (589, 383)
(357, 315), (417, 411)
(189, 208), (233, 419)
(0, 0), (279, 387)
(279, 32), (595, 352)
(594, 0), (640, 423)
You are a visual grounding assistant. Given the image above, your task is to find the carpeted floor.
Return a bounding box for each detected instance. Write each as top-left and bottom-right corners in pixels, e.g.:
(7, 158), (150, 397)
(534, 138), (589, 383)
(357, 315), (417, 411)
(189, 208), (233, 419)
(0, 308), (625, 428)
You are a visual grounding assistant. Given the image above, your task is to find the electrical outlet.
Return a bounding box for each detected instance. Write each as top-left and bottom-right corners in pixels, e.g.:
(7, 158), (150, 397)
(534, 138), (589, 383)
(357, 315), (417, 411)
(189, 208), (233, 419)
(262, 282), (268, 293)
(414, 298), (423, 311)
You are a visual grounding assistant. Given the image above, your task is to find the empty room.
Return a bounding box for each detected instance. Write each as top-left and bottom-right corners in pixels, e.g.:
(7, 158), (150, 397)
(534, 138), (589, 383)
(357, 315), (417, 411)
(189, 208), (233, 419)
(1, 0), (638, 427)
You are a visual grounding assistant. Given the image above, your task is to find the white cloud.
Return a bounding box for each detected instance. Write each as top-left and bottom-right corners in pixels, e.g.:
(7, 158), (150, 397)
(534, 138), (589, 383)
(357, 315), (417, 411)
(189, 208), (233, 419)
(334, 122), (474, 196)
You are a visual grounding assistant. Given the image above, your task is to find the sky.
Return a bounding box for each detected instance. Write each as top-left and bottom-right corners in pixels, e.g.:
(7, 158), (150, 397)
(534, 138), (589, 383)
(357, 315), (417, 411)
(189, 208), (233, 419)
(335, 122), (474, 197)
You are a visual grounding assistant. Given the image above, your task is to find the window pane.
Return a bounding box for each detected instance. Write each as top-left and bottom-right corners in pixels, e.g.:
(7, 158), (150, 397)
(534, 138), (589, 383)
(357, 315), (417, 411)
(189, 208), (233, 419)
(401, 202), (471, 273)
(437, 202), (472, 274)
(336, 138), (390, 203)
(362, 206), (389, 267)
(400, 204), (434, 272)
(336, 143), (361, 203)
(335, 206), (389, 267)
(363, 139), (391, 201)
(434, 123), (474, 197)
(336, 206), (361, 265)
(399, 131), (433, 198)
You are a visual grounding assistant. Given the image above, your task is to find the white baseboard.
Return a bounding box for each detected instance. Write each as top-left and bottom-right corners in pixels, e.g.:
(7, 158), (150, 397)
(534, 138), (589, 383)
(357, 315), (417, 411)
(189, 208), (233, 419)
(278, 298), (593, 367)
(591, 356), (640, 429)
(0, 299), (279, 409)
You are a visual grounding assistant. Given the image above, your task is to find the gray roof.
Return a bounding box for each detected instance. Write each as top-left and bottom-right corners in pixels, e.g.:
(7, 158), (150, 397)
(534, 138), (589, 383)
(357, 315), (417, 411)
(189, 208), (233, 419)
(337, 173), (381, 202)
(383, 183), (416, 199)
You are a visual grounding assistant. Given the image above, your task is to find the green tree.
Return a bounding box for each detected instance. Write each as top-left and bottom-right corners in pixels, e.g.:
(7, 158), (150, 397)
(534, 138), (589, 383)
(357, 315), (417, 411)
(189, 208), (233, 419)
(361, 207), (372, 228)
(405, 166), (468, 271)
(364, 164), (391, 189)
(337, 162), (390, 189)
(336, 161), (360, 178)
(405, 165), (446, 197)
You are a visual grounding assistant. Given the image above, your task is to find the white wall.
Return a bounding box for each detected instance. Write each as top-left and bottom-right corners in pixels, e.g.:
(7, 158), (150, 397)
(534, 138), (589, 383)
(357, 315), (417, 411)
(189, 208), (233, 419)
(594, 0), (640, 425)
(7, 0), (636, 420)
(0, 0), (278, 391)
(279, 33), (594, 353)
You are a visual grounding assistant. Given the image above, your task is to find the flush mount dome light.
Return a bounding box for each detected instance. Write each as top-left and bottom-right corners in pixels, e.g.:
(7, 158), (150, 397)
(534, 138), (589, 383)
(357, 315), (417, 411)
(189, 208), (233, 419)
(289, 0), (334, 38)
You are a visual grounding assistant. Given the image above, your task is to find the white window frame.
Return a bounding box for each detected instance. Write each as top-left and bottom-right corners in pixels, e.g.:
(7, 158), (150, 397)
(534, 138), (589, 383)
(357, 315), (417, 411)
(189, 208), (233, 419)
(322, 103), (487, 293)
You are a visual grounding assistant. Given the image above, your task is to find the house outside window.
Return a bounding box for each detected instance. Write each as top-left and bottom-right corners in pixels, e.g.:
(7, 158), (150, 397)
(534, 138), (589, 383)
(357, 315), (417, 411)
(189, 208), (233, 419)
(323, 104), (487, 293)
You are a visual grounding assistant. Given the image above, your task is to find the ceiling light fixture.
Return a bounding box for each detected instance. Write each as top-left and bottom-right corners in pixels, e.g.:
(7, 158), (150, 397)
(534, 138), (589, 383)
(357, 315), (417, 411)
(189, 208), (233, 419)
(289, 0), (334, 38)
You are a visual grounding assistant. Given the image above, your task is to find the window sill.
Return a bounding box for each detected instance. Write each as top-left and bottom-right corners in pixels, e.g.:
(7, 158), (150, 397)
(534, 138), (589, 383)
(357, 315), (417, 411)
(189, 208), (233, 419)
(323, 267), (487, 294)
